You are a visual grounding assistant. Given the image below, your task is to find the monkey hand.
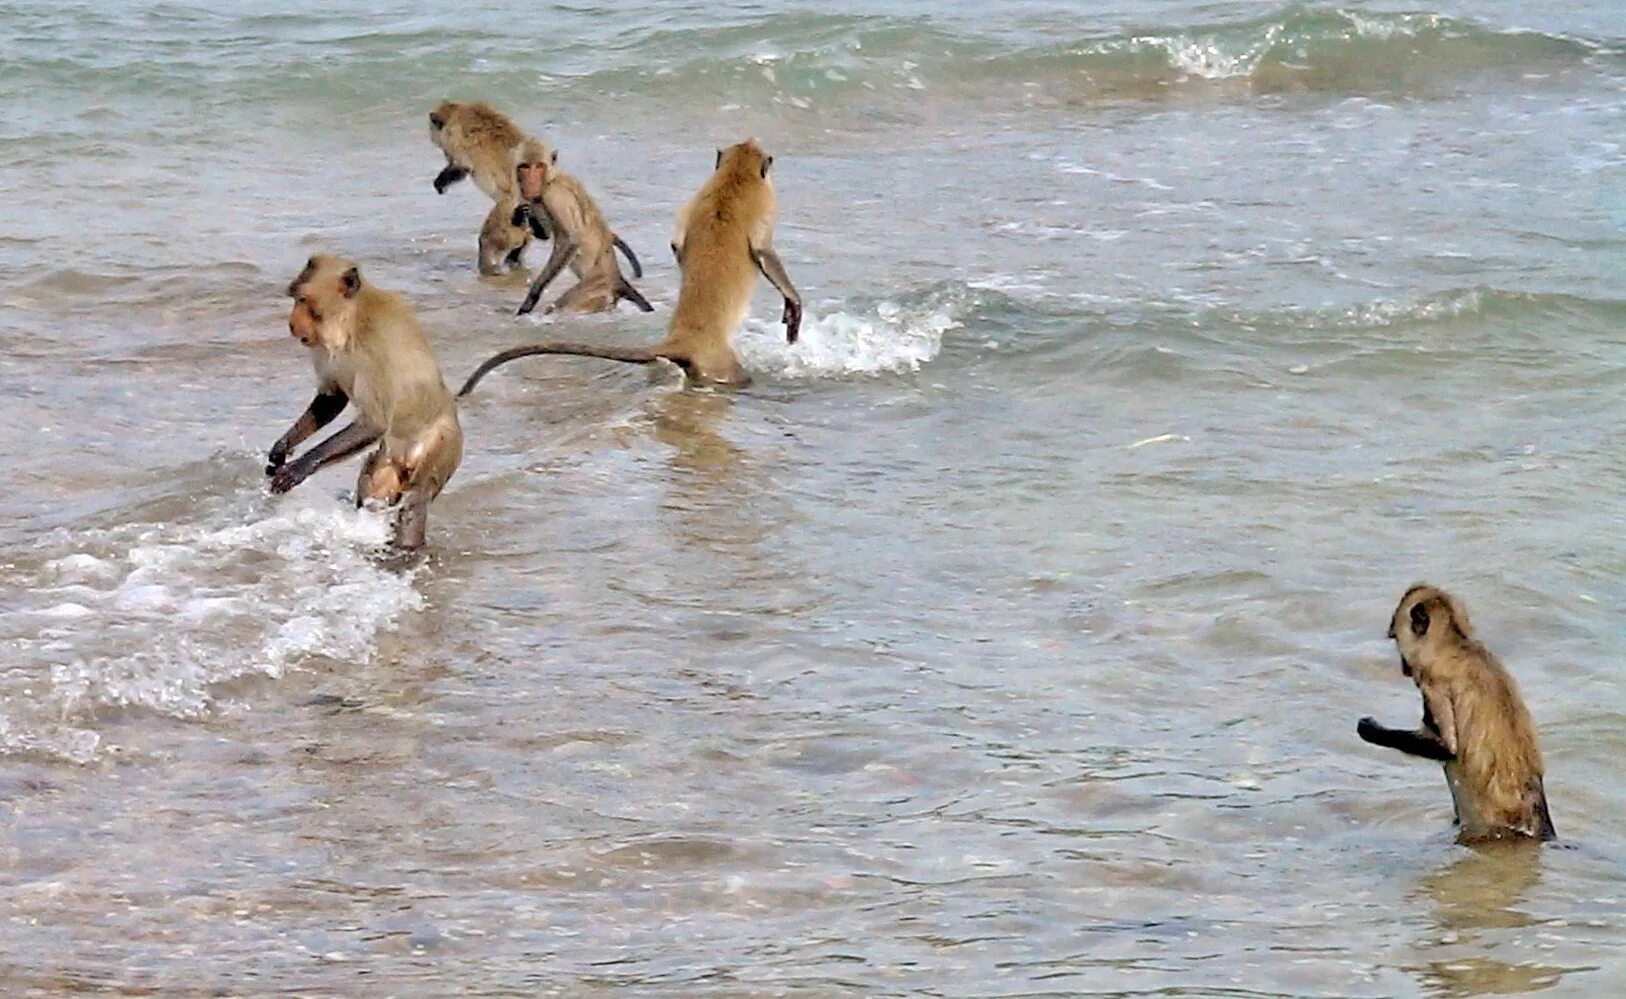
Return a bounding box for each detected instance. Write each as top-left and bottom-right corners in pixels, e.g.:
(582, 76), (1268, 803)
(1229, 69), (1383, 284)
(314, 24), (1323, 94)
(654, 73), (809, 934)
(268, 460), (312, 495)
(782, 299), (803, 344)
(265, 444), (288, 476)
(1356, 717), (1383, 743)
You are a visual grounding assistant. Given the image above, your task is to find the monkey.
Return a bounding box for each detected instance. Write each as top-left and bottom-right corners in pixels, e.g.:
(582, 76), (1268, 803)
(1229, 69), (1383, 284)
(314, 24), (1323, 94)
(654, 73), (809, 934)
(458, 138), (801, 395)
(512, 143), (650, 316)
(427, 101), (551, 275)
(266, 255), (463, 550)
(1357, 584), (1556, 843)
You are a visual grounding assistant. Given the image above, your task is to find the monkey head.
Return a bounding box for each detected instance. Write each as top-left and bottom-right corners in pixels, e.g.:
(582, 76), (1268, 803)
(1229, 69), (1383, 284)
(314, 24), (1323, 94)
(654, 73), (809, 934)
(1388, 584), (1474, 679)
(716, 138), (774, 179)
(428, 100), (460, 145)
(286, 255), (362, 352)
(514, 139), (557, 202)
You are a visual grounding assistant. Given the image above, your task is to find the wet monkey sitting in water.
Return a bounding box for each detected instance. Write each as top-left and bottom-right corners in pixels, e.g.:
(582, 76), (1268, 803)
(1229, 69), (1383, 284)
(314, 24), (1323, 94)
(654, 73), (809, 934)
(511, 143), (650, 316)
(460, 139), (801, 393)
(1357, 584), (1556, 843)
(427, 100), (549, 275)
(266, 256), (463, 550)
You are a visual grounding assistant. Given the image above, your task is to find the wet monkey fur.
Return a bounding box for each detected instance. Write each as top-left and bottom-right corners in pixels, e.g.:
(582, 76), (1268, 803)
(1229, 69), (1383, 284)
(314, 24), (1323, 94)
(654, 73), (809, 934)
(268, 256), (463, 550)
(428, 100), (551, 275)
(512, 143), (651, 316)
(1357, 584), (1556, 843)
(460, 139), (801, 394)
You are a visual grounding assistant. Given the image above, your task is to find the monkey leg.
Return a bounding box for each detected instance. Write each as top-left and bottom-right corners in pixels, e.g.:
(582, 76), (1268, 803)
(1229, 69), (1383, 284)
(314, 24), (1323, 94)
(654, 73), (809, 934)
(355, 447), (408, 509)
(546, 279), (617, 315)
(392, 490), (432, 550)
(1357, 717), (1455, 762)
(267, 389), (348, 474)
(270, 420), (381, 495)
(479, 203), (528, 276)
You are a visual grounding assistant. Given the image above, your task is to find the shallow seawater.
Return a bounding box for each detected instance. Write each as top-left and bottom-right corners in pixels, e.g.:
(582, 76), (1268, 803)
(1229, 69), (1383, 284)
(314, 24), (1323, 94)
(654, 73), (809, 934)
(1, 1), (1624, 995)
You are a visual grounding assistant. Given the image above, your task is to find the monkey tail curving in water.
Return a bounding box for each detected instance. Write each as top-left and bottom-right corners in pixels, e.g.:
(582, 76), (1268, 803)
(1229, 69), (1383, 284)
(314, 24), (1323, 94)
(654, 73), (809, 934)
(1357, 584), (1556, 843)
(459, 138), (801, 395)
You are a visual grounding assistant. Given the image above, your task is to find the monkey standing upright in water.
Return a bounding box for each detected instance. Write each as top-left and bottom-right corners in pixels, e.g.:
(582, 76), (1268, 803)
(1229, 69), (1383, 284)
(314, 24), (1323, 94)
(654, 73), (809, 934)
(512, 142), (650, 316)
(459, 138), (802, 394)
(427, 100), (550, 276)
(1357, 584), (1556, 843)
(266, 256), (463, 550)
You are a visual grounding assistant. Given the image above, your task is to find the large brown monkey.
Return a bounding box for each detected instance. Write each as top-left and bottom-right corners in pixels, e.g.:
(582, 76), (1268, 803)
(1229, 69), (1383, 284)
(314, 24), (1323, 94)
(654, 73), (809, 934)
(428, 101), (551, 275)
(459, 138), (801, 394)
(267, 256), (463, 549)
(512, 143), (650, 316)
(1357, 584), (1556, 843)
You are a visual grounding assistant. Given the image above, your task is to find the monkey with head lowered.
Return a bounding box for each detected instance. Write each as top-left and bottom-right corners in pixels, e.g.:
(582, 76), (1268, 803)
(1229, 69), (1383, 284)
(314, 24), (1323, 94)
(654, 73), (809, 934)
(1357, 584), (1556, 843)
(512, 142), (650, 316)
(427, 100), (550, 276)
(266, 255), (463, 550)
(459, 138), (801, 394)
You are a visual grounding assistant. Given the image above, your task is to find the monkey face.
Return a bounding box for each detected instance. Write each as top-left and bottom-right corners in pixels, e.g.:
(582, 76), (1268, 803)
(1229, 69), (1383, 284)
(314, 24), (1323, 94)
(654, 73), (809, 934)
(427, 101), (458, 146)
(288, 297), (320, 347)
(286, 256), (361, 350)
(516, 160), (548, 201)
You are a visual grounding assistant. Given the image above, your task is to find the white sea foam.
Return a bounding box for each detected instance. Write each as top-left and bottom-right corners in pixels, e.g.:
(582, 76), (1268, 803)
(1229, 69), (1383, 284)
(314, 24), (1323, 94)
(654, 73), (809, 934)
(738, 299), (956, 379)
(0, 488), (422, 762)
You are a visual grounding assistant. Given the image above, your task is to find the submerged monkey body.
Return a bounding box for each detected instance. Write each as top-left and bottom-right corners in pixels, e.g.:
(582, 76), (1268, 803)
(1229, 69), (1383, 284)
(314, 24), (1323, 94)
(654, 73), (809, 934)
(461, 138), (801, 395)
(1358, 584), (1555, 843)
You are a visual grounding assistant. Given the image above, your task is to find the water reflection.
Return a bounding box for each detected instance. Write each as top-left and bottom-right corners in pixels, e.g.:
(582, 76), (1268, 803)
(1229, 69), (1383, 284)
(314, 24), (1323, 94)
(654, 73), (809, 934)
(1410, 843), (1568, 996)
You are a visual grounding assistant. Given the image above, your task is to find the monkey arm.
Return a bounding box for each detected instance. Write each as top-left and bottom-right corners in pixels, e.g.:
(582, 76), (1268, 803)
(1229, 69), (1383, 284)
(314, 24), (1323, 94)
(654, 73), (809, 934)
(752, 246), (802, 344)
(1356, 717), (1456, 762)
(266, 389), (348, 474)
(268, 420), (381, 495)
(517, 233), (578, 316)
(1422, 690), (1459, 757)
(433, 163), (468, 194)
(511, 202), (552, 241)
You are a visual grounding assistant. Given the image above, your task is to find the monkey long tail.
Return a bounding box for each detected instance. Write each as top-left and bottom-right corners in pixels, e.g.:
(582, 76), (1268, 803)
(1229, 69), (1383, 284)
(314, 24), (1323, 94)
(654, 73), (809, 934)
(613, 235), (643, 278)
(458, 342), (660, 397)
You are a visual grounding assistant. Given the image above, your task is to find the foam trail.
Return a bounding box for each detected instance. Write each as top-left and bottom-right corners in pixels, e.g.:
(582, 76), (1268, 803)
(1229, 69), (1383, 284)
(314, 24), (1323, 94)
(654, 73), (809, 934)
(0, 486), (421, 762)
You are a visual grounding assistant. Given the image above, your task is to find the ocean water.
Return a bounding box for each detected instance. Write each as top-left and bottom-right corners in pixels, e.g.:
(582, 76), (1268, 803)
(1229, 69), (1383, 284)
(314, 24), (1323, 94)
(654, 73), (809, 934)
(1, 1), (1624, 994)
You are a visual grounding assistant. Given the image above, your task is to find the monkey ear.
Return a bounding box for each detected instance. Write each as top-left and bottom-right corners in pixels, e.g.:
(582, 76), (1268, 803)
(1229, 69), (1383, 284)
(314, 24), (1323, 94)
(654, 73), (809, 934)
(1409, 602), (1430, 638)
(340, 267), (361, 298)
(716, 148), (724, 170)
(761, 154), (773, 179)
(429, 112), (444, 129)
(551, 149), (559, 165)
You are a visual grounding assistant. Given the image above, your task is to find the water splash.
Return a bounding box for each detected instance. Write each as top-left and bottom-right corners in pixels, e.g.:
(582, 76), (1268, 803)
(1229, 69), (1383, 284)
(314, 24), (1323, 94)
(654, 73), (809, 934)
(0, 486), (422, 762)
(739, 296), (957, 380)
